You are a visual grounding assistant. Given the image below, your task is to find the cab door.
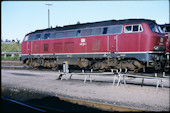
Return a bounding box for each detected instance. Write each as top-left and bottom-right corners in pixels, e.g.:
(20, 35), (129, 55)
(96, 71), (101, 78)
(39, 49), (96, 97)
(122, 24), (143, 52)
(109, 34), (121, 52)
(21, 35), (29, 55)
(26, 34), (35, 54)
(108, 35), (117, 52)
(27, 41), (32, 54)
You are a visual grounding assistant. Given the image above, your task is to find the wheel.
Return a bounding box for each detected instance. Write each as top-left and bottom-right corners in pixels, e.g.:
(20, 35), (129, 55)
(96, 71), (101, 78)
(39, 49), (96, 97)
(154, 62), (161, 70)
(99, 69), (106, 72)
(164, 67), (170, 73)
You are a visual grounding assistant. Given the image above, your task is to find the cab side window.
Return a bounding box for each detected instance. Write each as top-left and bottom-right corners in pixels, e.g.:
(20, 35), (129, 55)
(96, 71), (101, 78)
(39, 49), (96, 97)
(124, 24), (143, 33)
(24, 35), (29, 41)
(28, 34), (35, 41)
(133, 25), (138, 31)
(125, 26), (132, 32)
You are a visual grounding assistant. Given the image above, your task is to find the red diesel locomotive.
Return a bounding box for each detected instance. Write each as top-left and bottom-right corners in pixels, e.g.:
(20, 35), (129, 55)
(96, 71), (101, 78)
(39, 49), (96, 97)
(21, 19), (167, 72)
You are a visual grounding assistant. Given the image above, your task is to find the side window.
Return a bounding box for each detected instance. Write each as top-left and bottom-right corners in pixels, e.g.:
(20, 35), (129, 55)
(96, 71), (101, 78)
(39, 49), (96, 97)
(24, 35), (29, 41)
(65, 30), (76, 38)
(125, 26), (132, 32)
(55, 32), (65, 38)
(28, 34), (35, 41)
(50, 32), (55, 39)
(133, 25), (139, 32)
(76, 30), (81, 37)
(92, 28), (102, 35)
(43, 33), (50, 40)
(149, 24), (155, 32)
(35, 34), (41, 40)
(81, 29), (92, 36)
(139, 25), (143, 31)
(102, 27), (108, 34)
(125, 24), (143, 33)
(107, 25), (123, 34)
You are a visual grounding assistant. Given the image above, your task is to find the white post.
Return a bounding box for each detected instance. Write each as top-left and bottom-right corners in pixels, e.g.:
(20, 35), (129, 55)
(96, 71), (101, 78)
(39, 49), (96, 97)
(4, 54), (7, 59)
(11, 54), (14, 57)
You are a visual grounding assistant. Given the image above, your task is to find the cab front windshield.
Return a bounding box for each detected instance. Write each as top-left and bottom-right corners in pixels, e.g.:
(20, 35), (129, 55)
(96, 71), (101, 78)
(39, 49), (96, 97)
(149, 24), (163, 34)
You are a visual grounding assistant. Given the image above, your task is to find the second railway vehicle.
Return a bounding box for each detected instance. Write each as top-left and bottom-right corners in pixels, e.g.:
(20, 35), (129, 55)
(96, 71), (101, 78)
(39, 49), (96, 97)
(160, 24), (170, 72)
(21, 19), (168, 72)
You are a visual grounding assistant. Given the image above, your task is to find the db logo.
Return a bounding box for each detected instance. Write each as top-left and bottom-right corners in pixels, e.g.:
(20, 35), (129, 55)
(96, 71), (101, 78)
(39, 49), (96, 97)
(80, 38), (87, 46)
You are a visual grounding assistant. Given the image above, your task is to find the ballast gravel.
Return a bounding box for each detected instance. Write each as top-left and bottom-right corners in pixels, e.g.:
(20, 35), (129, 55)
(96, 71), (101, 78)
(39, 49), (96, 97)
(1, 69), (170, 111)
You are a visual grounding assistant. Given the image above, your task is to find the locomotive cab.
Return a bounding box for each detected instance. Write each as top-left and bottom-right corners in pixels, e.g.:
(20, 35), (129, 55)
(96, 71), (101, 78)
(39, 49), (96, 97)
(149, 24), (166, 51)
(145, 23), (167, 71)
(21, 34), (30, 63)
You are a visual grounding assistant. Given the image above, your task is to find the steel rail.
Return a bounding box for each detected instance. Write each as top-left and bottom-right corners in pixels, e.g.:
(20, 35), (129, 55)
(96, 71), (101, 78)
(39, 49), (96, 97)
(2, 96), (46, 112)
(1, 88), (145, 112)
(57, 96), (145, 112)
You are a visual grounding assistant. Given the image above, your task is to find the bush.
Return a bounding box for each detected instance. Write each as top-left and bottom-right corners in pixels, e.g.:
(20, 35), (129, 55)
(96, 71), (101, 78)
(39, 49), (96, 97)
(1, 43), (21, 52)
(1, 55), (20, 61)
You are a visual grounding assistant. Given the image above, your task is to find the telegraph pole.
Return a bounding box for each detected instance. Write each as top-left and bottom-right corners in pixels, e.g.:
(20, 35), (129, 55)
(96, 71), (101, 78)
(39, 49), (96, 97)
(45, 4), (53, 28)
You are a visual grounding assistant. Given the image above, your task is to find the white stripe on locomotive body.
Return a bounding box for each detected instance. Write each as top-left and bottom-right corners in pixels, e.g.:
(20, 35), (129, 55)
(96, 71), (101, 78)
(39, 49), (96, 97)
(22, 52), (111, 56)
(21, 51), (164, 56)
(115, 51), (164, 54)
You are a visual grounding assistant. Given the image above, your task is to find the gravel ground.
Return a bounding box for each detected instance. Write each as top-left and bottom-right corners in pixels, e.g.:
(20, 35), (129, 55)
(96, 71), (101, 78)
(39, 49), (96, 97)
(1, 69), (170, 111)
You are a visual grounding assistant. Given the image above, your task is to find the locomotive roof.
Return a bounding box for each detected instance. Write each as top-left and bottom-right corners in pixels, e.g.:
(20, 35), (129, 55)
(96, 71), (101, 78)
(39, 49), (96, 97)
(159, 24), (170, 28)
(30, 19), (156, 34)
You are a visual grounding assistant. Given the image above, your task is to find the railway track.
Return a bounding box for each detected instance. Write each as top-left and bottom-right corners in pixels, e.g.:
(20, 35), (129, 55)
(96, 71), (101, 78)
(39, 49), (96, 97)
(2, 96), (47, 113)
(1, 87), (144, 112)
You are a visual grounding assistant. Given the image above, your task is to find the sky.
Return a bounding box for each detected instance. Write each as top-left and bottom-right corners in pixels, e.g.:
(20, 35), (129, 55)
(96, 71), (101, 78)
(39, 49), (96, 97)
(1, 0), (169, 42)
